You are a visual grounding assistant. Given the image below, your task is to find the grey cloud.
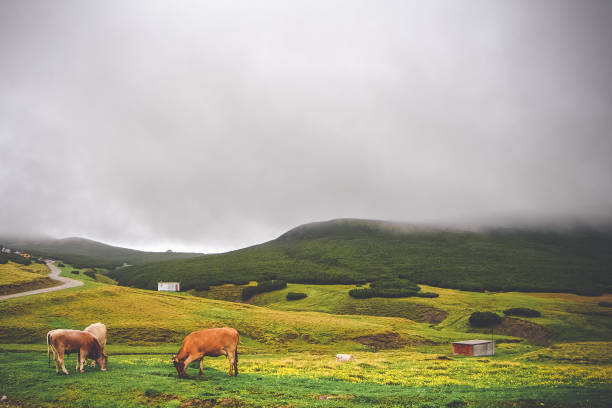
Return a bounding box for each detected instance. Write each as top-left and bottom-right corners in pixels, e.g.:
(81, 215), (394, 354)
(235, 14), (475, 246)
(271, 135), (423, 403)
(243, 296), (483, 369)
(1, 0), (611, 252)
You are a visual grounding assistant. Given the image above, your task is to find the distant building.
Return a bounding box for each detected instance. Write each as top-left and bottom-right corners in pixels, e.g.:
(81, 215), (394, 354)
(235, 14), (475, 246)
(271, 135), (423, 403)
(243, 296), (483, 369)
(158, 282), (180, 292)
(452, 340), (495, 356)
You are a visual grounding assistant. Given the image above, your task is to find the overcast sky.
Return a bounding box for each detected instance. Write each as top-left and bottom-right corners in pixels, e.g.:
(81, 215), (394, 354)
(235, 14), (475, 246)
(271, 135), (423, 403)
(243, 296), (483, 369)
(1, 0), (611, 253)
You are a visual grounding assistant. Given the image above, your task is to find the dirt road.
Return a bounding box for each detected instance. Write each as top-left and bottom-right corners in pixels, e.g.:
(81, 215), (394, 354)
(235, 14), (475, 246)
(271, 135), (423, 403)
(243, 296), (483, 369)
(0, 260), (83, 300)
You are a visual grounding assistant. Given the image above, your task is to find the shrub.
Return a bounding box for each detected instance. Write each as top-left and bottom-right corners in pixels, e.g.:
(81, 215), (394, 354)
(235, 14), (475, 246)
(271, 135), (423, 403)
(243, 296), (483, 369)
(599, 301), (612, 308)
(469, 312), (502, 327)
(503, 307), (541, 317)
(241, 280), (287, 300)
(348, 288), (421, 299)
(286, 292), (307, 301)
(71, 270), (80, 275)
(84, 270), (96, 280)
(0, 253), (32, 265)
(416, 292), (439, 298)
(58, 262), (65, 267)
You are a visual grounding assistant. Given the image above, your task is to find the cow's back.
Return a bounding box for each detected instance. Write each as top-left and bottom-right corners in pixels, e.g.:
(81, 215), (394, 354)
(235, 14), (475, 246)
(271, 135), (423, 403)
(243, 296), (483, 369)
(50, 330), (98, 353)
(84, 323), (107, 349)
(184, 327), (238, 356)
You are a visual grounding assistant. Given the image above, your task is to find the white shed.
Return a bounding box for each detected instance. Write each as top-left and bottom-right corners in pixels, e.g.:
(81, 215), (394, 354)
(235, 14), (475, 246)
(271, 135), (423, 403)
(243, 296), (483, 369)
(158, 282), (180, 292)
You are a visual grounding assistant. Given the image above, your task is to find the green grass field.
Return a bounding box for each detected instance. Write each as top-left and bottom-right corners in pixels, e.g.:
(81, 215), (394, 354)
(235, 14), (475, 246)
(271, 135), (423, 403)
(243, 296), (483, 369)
(0, 262), (611, 407)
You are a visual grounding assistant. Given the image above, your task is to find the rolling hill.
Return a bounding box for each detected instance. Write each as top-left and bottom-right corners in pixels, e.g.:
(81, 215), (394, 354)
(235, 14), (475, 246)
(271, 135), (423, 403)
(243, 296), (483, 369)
(109, 219), (612, 295)
(0, 236), (202, 269)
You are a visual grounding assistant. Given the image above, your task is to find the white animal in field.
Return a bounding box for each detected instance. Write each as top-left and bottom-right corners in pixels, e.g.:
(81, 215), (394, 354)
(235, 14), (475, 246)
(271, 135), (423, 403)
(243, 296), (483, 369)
(335, 354), (354, 362)
(83, 322), (107, 367)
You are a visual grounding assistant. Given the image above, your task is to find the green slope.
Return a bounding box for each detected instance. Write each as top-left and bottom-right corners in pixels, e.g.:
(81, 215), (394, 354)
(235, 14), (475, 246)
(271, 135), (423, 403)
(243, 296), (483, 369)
(110, 219), (612, 295)
(0, 236), (202, 269)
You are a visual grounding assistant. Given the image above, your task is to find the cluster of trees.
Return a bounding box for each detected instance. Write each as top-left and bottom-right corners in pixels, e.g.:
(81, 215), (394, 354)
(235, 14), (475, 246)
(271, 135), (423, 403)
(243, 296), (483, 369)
(468, 312), (502, 327)
(348, 278), (439, 299)
(241, 280), (287, 300)
(0, 253), (32, 265)
(503, 307), (541, 317)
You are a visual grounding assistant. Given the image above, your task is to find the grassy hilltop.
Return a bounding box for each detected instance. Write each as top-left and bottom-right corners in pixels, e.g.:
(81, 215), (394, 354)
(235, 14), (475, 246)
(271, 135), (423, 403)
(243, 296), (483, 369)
(0, 236), (202, 269)
(110, 219), (612, 295)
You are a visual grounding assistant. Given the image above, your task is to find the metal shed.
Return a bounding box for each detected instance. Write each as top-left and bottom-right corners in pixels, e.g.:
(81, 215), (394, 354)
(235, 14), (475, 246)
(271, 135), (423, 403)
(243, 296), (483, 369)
(158, 282), (180, 292)
(452, 340), (495, 356)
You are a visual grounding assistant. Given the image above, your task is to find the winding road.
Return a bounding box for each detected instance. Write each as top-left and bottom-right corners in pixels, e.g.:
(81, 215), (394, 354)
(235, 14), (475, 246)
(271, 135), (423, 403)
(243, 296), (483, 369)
(0, 260), (83, 300)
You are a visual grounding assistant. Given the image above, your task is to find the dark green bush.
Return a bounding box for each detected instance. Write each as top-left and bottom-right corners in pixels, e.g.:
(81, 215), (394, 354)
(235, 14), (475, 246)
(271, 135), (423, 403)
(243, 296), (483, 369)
(598, 301), (612, 308)
(286, 292), (307, 301)
(0, 253), (31, 265)
(348, 288), (421, 299)
(71, 270), (80, 275)
(416, 292), (439, 298)
(503, 307), (541, 317)
(58, 262), (65, 267)
(241, 280), (287, 300)
(469, 312), (502, 327)
(84, 270), (96, 279)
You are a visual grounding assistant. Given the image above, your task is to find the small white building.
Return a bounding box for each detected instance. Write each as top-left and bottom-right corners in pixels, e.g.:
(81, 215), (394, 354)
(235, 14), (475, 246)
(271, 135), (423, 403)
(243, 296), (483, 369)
(158, 282), (180, 292)
(452, 340), (495, 356)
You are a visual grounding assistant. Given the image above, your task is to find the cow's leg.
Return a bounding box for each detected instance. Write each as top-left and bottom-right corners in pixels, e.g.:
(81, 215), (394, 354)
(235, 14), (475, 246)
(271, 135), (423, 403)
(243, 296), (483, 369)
(78, 349), (88, 373)
(75, 352), (80, 372)
(199, 358), (204, 375)
(181, 355), (197, 377)
(58, 351), (69, 375)
(228, 352), (236, 377)
(52, 347), (60, 374)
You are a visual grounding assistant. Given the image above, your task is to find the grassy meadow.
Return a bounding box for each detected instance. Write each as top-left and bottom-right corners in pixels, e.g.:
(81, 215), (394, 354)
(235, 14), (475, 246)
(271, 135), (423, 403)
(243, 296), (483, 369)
(0, 263), (611, 407)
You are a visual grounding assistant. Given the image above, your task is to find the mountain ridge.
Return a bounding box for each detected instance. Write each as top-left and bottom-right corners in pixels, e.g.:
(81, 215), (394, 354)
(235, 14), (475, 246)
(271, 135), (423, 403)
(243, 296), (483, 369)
(109, 218), (612, 295)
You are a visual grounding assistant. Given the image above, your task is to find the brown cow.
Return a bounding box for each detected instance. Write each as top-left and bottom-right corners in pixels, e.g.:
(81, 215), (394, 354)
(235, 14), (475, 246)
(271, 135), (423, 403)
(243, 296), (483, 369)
(172, 327), (239, 377)
(47, 329), (107, 375)
(83, 322), (107, 367)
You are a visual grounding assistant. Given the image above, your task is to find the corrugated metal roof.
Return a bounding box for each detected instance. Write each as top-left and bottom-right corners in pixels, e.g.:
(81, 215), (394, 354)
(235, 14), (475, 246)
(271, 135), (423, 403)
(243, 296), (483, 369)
(452, 340), (493, 345)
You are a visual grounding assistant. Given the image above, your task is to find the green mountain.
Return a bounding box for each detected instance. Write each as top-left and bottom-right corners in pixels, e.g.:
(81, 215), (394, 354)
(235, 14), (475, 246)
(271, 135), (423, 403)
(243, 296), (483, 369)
(109, 219), (612, 295)
(0, 236), (202, 269)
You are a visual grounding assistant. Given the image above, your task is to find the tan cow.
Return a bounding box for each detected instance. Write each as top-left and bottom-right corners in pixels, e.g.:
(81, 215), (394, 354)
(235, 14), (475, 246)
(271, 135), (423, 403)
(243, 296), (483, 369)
(84, 322), (107, 367)
(172, 327), (239, 377)
(47, 329), (107, 375)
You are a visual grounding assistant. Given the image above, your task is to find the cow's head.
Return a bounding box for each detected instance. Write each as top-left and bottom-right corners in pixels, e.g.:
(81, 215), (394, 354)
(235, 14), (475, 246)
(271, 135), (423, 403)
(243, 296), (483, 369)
(96, 353), (108, 371)
(172, 355), (185, 377)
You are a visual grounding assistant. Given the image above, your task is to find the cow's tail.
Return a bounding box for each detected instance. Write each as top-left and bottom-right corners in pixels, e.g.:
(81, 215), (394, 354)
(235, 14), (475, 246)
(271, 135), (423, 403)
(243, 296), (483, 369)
(47, 332), (51, 367)
(234, 345), (238, 376)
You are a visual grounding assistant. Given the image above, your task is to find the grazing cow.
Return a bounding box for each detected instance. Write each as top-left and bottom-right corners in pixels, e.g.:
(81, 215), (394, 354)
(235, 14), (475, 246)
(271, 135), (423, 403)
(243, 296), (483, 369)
(47, 330), (107, 375)
(172, 327), (239, 377)
(83, 322), (107, 367)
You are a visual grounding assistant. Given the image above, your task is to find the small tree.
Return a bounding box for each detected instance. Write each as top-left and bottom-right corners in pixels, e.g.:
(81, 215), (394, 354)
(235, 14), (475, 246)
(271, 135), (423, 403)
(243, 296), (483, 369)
(286, 292), (307, 301)
(503, 308), (541, 317)
(469, 312), (502, 328)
